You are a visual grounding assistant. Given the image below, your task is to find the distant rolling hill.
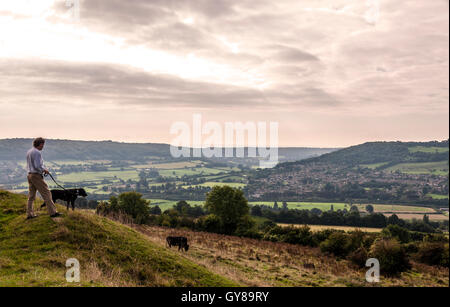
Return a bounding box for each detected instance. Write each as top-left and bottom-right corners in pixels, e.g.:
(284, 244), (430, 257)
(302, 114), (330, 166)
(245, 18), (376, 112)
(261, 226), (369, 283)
(0, 138), (338, 165)
(247, 140), (449, 203)
(278, 140), (449, 170)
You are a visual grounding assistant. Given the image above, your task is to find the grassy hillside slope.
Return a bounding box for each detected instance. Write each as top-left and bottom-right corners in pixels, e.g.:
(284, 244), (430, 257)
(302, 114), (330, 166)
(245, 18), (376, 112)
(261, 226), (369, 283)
(0, 190), (238, 287)
(283, 140), (449, 169)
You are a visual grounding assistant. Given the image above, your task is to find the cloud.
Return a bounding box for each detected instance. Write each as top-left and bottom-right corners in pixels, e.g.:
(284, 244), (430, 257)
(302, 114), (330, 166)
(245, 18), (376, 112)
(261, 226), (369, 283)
(0, 58), (273, 108)
(0, 0), (448, 145)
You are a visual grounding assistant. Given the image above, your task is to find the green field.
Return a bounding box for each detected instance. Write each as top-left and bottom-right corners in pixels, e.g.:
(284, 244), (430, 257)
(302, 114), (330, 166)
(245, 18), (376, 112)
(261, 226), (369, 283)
(356, 204), (435, 213)
(148, 200), (436, 214)
(408, 146), (449, 153)
(360, 162), (390, 169)
(134, 161), (200, 169)
(386, 161), (449, 175)
(184, 182), (246, 189)
(427, 194), (449, 200)
(158, 167), (228, 178)
(250, 201), (349, 211)
(56, 170), (140, 183)
(148, 199), (205, 211)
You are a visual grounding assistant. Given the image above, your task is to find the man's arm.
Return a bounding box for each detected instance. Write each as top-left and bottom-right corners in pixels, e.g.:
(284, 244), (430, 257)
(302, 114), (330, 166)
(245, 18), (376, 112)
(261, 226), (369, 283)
(32, 150), (48, 174)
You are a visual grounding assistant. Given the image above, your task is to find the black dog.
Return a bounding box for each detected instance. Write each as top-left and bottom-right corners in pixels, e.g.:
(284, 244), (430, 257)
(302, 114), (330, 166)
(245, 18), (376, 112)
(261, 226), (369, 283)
(166, 236), (189, 252)
(40, 188), (88, 211)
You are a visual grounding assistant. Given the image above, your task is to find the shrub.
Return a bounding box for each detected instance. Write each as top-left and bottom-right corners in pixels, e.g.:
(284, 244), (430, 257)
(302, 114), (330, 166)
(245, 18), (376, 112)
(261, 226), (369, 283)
(349, 247), (369, 268)
(369, 239), (411, 276)
(261, 225), (315, 246)
(320, 232), (351, 257)
(198, 214), (222, 233)
(97, 193), (150, 224)
(312, 229), (337, 245)
(442, 244), (449, 267)
(235, 216), (258, 237)
(423, 233), (449, 243)
(116, 192), (150, 224)
(347, 230), (365, 251)
(404, 242), (419, 254)
(285, 226), (315, 246)
(258, 220), (277, 232)
(416, 242), (449, 267)
(381, 224), (411, 243)
(149, 206), (162, 215)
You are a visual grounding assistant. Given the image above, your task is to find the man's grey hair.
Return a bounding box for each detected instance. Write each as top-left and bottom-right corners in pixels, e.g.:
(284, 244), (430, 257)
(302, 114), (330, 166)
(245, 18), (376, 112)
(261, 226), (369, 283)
(33, 137), (46, 148)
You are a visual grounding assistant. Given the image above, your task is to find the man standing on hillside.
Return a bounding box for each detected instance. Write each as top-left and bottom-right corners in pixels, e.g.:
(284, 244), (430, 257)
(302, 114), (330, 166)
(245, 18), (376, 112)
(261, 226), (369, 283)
(26, 137), (61, 219)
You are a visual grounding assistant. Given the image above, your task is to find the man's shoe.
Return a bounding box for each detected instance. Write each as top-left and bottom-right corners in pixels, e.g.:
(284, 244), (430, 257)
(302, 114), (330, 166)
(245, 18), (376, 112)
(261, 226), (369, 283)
(50, 212), (62, 218)
(26, 215), (37, 220)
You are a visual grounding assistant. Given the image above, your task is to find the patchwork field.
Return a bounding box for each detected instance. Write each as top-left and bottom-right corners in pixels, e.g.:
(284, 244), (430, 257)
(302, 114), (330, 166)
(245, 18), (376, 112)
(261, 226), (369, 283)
(408, 146), (449, 153)
(383, 213), (449, 222)
(427, 194), (449, 200)
(5, 160), (248, 197)
(386, 161), (449, 176)
(359, 162), (390, 169)
(278, 224), (383, 233)
(146, 200), (447, 223)
(356, 204), (436, 213)
(56, 170), (140, 183)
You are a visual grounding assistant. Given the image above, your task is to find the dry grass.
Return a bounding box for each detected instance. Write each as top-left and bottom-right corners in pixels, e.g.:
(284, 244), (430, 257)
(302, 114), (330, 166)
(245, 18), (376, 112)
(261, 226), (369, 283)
(131, 223), (449, 287)
(278, 224), (383, 233)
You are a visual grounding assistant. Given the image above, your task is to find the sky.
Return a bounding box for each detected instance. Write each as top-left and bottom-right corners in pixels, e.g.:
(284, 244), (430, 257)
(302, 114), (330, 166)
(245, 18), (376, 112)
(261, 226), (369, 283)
(0, 0), (448, 147)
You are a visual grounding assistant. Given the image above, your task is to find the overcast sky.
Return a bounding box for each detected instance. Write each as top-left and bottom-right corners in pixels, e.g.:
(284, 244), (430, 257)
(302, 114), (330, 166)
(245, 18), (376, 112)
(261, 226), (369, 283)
(0, 0), (448, 147)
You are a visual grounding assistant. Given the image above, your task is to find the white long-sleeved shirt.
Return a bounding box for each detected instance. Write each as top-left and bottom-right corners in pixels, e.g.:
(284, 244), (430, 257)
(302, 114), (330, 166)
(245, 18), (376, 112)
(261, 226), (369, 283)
(26, 147), (45, 174)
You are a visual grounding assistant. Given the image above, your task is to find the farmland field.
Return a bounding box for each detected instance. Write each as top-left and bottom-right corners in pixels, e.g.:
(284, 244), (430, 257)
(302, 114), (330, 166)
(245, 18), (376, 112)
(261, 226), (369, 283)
(148, 199), (205, 211)
(195, 182), (246, 188)
(56, 170), (140, 183)
(249, 201), (435, 213)
(158, 167), (228, 177)
(356, 204), (436, 213)
(383, 213), (449, 221)
(134, 161), (199, 169)
(249, 201), (349, 211)
(147, 199), (440, 217)
(278, 223), (383, 233)
(386, 161), (449, 175)
(427, 194), (449, 200)
(359, 162), (390, 169)
(408, 146), (449, 153)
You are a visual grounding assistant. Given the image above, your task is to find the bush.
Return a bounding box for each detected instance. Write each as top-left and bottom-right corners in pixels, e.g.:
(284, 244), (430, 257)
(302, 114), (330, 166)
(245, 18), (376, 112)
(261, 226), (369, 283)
(258, 220), (277, 232)
(442, 244), (449, 267)
(312, 229), (337, 245)
(261, 225), (315, 246)
(349, 247), (369, 268)
(235, 216), (258, 237)
(197, 214), (222, 233)
(404, 242), (419, 254)
(347, 230), (365, 251)
(282, 226), (315, 246)
(369, 239), (411, 276)
(96, 193), (150, 224)
(381, 225), (411, 243)
(320, 232), (351, 257)
(416, 242), (449, 267)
